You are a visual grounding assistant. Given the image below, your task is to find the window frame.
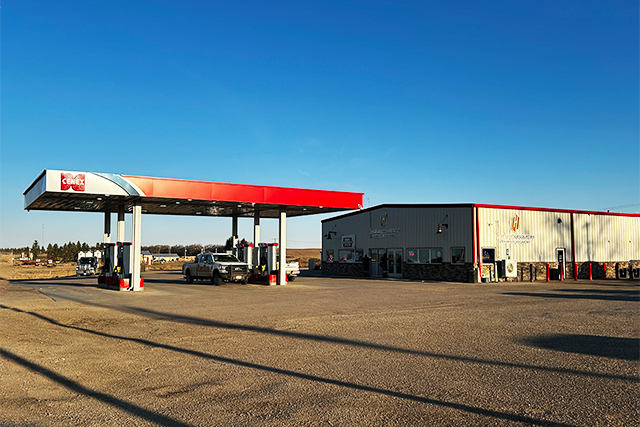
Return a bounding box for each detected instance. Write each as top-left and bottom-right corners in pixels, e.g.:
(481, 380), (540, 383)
(406, 247), (443, 264)
(325, 249), (335, 262)
(338, 249), (354, 262)
(451, 247), (466, 265)
(481, 247), (496, 264)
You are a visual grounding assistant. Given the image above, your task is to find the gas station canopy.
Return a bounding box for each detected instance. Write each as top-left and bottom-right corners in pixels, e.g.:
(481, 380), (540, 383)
(24, 169), (364, 290)
(24, 170), (364, 217)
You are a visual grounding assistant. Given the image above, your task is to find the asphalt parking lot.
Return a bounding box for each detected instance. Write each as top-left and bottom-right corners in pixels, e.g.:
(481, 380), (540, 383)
(1, 272), (638, 426)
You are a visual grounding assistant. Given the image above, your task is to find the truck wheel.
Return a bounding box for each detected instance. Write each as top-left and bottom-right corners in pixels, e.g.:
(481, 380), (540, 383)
(212, 271), (222, 286)
(185, 271), (193, 284)
(241, 277), (249, 285)
(287, 275), (296, 282)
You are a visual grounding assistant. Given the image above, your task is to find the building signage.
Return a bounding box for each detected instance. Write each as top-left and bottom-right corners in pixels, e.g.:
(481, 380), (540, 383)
(380, 212), (388, 227)
(61, 173), (85, 192)
(498, 234), (535, 244)
(370, 210), (399, 238)
(369, 228), (400, 239)
(341, 234), (355, 248)
(496, 214), (535, 244)
(482, 249), (495, 263)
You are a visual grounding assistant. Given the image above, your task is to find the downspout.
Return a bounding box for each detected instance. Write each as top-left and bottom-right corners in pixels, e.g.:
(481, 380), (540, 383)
(571, 212), (577, 280)
(476, 206), (481, 282)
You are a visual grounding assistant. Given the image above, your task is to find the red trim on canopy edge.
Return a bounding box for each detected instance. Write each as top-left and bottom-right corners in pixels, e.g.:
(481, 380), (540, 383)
(123, 175), (363, 209)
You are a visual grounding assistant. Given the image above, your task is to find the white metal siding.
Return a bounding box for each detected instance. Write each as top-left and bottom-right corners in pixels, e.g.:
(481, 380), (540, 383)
(573, 213), (640, 262)
(324, 205), (639, 265)
(323, 206), (474, 263)
(478, 207), (572, 263)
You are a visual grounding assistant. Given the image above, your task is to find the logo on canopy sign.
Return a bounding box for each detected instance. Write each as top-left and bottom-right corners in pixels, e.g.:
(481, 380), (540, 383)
(61, 173), (85, 192)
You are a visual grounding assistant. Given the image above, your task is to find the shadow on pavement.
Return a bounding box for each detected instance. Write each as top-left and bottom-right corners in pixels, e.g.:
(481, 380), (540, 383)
(23, 298), (636, 383)
(0, 347), (196, 427)
(502, 288), (639, 302)
(1, 305), (577, 427)
(522, 334), (640, 361)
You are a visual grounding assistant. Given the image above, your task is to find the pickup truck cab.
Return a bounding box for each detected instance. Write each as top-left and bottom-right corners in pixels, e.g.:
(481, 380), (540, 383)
(76, 256), (99, 276)
(183, 252), (250, 285)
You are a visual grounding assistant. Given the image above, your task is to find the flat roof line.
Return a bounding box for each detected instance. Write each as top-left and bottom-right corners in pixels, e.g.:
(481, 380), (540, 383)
(322, 203), (640, 222)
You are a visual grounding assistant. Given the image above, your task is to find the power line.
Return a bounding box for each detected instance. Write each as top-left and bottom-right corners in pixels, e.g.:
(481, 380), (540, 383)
(596, 203), (640, 211)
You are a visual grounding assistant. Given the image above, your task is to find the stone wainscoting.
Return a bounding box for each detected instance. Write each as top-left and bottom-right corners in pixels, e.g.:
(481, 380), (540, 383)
(322, 260), (639, 283)
(322, 262), (365, 277)
(403, 263), (475, 283)
(322, 261), (476, 283)
(503, 260), (640, 282)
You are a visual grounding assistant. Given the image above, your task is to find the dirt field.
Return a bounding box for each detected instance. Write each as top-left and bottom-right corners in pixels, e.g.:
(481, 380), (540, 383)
(0, 249), (321, 279)
(0, 253), (76, 280)
(284, 248), (322, 268)
(1, 272), (638, 426)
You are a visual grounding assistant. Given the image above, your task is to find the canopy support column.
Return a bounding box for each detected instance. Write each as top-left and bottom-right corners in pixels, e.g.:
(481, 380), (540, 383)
(117, 205), (125, 242)
(253, 213), (261, 263)
(104, 212), (111, 244)
(278, 210), (287, 286)
(131, 202), (142, 292)
(232, 215), (239, 254)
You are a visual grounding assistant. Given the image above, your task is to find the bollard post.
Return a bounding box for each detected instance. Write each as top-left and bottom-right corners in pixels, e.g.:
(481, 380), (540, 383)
(574, 263), (578, 281)
(546, 263), (550, 282)
(529, 263), (534, 282)
(589, 262), (592, 280)
(603, 263), (607, 280)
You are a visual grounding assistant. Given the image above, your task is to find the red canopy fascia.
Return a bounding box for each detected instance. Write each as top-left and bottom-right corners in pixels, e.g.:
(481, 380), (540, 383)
(124, 175), (362, 209)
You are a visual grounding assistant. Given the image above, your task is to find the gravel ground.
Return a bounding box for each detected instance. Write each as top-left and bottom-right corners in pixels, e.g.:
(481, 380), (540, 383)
(1, 273), (638, 426)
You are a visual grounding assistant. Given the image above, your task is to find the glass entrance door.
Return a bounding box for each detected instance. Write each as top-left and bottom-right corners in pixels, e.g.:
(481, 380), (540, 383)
(388, 249), (402, 278)
(370, 249), (384, 276)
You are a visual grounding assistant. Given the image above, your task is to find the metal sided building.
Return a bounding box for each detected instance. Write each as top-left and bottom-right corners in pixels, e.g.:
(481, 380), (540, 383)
(321, 204), (640, 282)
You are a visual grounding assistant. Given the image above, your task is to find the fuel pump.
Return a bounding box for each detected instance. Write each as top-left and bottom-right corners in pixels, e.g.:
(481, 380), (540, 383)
(249, 243), (285, 285)
(98, 242), (142, 291)
(258, 243), (278, 275)
(98, 243), (117, 287)
(116, 242), (132, 283)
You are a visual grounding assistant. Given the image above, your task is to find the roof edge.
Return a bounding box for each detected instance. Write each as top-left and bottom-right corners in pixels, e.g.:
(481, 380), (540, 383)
(322, 203), (640, 222)
(23, 170), (47, 196)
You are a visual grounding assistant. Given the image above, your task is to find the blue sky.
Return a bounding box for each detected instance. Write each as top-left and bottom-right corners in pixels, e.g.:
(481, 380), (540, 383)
(1, 1), (638, 249)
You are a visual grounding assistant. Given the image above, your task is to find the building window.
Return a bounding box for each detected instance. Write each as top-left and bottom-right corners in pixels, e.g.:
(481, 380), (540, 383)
(326, 249), (334, 262)
(338, 250), (354, 262)
(451, 247), (465, 264)
(407, 248), (443, 264)
(482, 248), (495, 264)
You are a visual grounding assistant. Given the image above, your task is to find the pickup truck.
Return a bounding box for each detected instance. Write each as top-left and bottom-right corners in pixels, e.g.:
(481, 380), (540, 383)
(183, 252), (251, 285)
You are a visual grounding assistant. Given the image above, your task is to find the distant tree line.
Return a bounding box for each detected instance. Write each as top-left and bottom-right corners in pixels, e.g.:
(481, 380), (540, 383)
(1, 240), (102, 262)
(2, 237), (252, 261)
(143, 238), (250, 257)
